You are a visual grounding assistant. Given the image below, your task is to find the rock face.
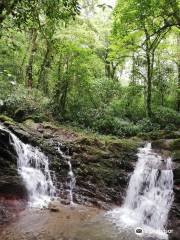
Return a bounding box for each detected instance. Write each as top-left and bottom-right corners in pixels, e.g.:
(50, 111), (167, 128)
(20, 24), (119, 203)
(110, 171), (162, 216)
(38, 136), (140, 209)
(0, 127), (27, 199)
(0, 120), (141, 210)
(152, 138), (180, 240)
(170, 143), (180, 240)
(0, 126), (27, 224)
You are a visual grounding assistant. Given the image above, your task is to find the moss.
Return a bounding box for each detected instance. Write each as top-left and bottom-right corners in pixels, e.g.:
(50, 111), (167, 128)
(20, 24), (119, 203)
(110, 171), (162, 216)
(43, 122), (59, 130)
(86, 146), (106, 156)
(0, 114), (15, 126)
(107, 139), (140, 152)
(137, 130), (180, 141)
(23, 119), (36, 128)
(138, 131), (167, 140)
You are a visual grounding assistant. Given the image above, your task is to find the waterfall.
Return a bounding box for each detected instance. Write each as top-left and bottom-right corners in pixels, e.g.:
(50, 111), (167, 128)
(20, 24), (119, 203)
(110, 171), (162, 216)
(67, 160), (76, 204)
(0, 125), (56, 208)
(57, 143), (76, 204)
(109, 143), (174, 239)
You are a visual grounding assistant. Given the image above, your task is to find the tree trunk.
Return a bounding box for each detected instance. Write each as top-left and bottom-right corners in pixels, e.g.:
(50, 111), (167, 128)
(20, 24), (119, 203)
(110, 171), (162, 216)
(111, 62), (117, 80)
(177, 34), (180, 112)
(146, 53), (152, 117)
(105, 59), (111, 78)
(53, 57), (70, 118)
(59, 79), (69, 117)
(131, 53), (136, 84)
(146, 50), (154, 118)
(25, 28), (37, 88)
(38, 41), (53, 94)
(177, 62), (180, 112)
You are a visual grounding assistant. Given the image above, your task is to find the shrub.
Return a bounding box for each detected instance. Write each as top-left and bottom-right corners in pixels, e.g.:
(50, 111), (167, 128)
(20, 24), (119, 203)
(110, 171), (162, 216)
(152, 107), (180, 128)
(89, 114), (140, 137)
(137, 118), (160, 132)
(0, 83), (50, 122)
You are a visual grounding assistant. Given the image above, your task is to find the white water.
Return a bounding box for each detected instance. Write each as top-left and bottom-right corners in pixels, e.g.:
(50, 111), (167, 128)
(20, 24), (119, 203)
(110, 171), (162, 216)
(67, 160), (76, 204)
(0, 125), (56, 208)
(57, 143), (76, 204)
(109, 143), (174, 239)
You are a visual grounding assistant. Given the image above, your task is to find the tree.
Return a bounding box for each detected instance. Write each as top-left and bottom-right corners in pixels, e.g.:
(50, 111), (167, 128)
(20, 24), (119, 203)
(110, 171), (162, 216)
(113, 0), (180, 117)
(26, 28), (37, 88)
(176, 33), (180, 111)
(0, 0), (79, 26)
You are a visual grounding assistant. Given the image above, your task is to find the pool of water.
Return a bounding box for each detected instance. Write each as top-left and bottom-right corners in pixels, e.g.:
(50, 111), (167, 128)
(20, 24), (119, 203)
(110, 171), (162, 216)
(0, 204), (168, 240)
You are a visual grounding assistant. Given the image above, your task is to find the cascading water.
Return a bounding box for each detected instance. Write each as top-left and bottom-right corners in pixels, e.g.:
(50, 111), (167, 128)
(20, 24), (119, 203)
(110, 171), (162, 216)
(109, 143), (174, 239)
(57, 143), (76, 204)
(67, 160), (76, 204)
(0, 125), (56, 208)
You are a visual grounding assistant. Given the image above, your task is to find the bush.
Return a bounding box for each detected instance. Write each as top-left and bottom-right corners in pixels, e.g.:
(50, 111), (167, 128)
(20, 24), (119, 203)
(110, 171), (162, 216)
(137, 118), (160, 132)
(152, 107), (180, 128)
(109, 99), (145, 122)
(0, 83), (50, 122)
(92, 116), (140, 137)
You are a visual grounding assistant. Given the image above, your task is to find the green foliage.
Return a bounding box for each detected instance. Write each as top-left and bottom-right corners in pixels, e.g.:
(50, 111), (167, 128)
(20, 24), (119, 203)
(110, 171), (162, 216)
(0, 83), (49, 122)
(152, 107), (180, 128)
(109, 85), (145, 122)
(92, 116), (140, 137)
(0, 0), (80, 27)
(0, 0), (179, 137)
(137, 118), (160, 132)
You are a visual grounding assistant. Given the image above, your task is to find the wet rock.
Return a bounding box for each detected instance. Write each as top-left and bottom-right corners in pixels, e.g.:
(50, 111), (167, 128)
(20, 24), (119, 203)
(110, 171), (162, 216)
(0, 127), (28, 207)
(151, 139), (174, 150)
(0, 176), (28, 200)
(9, 127), (31, 142)
(48, 202), (61, 212)
(172, 150), (180, 162)
(0, 196), (27, 225)
(174, 168), (180, 181)
(60, 199), (71, 205)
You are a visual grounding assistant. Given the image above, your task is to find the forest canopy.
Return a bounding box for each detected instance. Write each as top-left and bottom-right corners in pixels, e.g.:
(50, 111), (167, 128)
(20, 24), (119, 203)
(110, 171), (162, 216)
(0, 0), (179, 137)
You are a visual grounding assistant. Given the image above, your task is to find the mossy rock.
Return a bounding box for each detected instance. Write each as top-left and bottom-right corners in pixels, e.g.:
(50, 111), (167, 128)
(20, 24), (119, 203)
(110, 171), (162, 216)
(0, 114), (15, 126)
(152, 139), (174, 150)
(164, 131), (180, 139)
(137, 130), (180, 140)
(14, 108), (27, 122)
(137, 131), (163, 140)
(23, 119), (36, 128)
(42, 122), (59, 130)
(170, 138), (180, 151)
(76, 137), (95, 146)
(107, 139), (140, 152)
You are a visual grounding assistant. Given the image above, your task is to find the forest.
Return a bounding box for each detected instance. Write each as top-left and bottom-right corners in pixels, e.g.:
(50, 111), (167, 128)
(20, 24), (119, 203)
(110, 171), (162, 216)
(0, 1), (180, 239)
(0, 0), (180, 137)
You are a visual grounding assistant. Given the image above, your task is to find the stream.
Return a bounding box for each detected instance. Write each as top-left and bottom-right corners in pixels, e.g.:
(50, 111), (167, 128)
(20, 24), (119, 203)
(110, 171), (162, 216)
(0, 126), (174, 240)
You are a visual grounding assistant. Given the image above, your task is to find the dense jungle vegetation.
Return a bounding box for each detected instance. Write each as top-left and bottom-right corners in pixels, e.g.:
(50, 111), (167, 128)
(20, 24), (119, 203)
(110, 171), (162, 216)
(0, 0), (180, 137)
